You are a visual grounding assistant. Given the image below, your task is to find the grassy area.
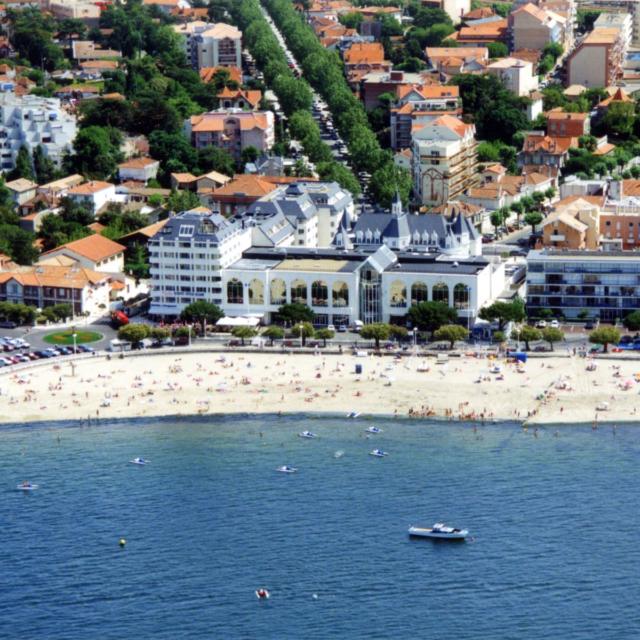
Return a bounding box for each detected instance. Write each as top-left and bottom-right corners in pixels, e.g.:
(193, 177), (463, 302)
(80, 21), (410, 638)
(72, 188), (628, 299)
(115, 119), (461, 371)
(43, 330), (103, 345)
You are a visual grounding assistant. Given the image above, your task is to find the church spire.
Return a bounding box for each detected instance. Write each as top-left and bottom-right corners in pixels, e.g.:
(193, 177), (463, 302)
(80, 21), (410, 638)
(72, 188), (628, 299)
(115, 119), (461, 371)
(391, 190), (403, 216)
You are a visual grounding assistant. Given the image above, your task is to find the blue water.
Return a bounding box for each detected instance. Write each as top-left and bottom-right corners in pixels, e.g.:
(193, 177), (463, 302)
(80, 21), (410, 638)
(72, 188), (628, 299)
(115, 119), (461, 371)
(2, 416), (640, 638)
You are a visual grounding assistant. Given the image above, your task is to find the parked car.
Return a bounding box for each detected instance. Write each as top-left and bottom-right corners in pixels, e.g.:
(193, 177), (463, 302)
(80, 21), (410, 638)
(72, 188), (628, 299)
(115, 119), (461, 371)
(585, 321), (596, 330)
(536, 320), (547, 328)
(0, 320), (17, 328)
(26, 352), (40, 360)
(549, 319), (560, 329)
(76, 344), (95, 353)
(327, 324), (336, 332)
(338, 325), (348, 333)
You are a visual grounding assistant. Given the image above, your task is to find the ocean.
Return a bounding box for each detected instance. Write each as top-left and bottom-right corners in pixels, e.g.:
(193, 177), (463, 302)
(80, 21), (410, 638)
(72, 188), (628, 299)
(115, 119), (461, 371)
(2, 415), (640, 639)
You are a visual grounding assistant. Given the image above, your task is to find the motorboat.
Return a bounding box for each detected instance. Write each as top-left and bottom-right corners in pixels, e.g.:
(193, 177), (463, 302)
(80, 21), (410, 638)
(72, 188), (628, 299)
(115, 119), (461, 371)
(130, 457), (149, 465)
(255, 588), (270, 600)
(276, 465), (298, 473)
(16, 481), (38, 491)
(369, 449), (388, 457)
(347, 411), (361, 418)
(408, 523), (469, 540)
(365, 426), (382, 434)
(298, 430), (317, 439)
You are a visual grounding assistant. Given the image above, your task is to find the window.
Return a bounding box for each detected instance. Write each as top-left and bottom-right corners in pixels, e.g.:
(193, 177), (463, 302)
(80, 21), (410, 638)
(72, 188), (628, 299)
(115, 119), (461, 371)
(311, 280), (328, 307)
(432, 282), (449, 304)
(179, 225), (194, 237)
(411, 282), (428, 305)
(270, 278), (286, 305)
(290, 279), (307, 305)
(249, 279), (264, 305)
(390, 281), (407, 307)
(227, 278), (243, 304)
(332, 281), (349, 307)
(453, 283), (470, 310)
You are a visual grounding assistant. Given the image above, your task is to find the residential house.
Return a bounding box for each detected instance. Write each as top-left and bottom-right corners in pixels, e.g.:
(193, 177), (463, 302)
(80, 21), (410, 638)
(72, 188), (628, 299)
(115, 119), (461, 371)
(425, 47), (488, 78)
(6, 178), (37, 206)
(487, 57), (539, 97)
(567, 26), (627, 88)
(117, 157), (160, 184)
(546, 109), (590, 136)
(518, 132), (577, 168)
(142, 0), (190, 15)
(421, 0), (471, 23)
(170, 172), (199, 191)
(412, 115), (479, 206)
(39, 234), (126, 274)
(446, 18), (508, 45)
(71, 40), (121, 62)
(205, 174), (278, 216)
(539, 197), (600, 249)
(199, 66), (242, 85)
(37, 174), (84, 202)
(184, 109), (275, 161)
(66, 181), (117, 215)
(343, 42), (391, 90)
(216, 87), (262, 110)
(196, 170), (231, 192)
(360, 69), (438, 111)
(596, 86), (634, 116)
(48, 0), (101, 23)
(0, 263), (111, 316)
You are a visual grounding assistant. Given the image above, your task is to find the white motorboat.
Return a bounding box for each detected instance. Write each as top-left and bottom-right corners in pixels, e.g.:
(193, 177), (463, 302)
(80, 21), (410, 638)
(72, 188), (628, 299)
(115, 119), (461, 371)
(369, 449), (387, 457)
(298, 430), (317, 439)
(408, 523), (469, 540)
(255, 588), (270, 600)
(130, 457), (148, 465)
(276, 465), (298, 473)
(16, 481), (38, 491)
(347, 411), (361, 418)
(365, 426), (382, 434)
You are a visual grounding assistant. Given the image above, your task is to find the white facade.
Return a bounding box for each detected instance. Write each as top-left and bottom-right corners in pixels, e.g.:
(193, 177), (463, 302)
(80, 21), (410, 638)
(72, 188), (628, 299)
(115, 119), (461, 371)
(0, 93), (77, 171)
(67, 182), (117, 215)
(174, 22), (242, 70)
(487, 58), (539, 97)
(118, 159), (160, 184)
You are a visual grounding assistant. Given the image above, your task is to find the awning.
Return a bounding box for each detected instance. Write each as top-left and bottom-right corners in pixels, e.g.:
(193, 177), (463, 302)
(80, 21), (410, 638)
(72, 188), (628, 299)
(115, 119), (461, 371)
(216, 316), (261, 327)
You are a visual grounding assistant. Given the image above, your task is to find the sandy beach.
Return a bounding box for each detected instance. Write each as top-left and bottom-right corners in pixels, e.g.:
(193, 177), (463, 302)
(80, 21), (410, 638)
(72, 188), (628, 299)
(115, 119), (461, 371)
(1, 349), (640, 426)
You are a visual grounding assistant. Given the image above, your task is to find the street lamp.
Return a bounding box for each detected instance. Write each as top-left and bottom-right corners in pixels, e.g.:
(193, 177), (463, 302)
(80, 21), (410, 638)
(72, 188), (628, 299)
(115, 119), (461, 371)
(412, 327), (417, 354)
(72, 328), (77, 354)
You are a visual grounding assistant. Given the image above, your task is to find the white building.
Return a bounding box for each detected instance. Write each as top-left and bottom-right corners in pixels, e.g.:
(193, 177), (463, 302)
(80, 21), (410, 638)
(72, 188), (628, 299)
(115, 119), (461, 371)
(173, 21), (242, 70)
(487, 57), (539, 97)
(148, 210), (252, 316)
(118, 157), (160, 184)
(0, 93), (77, 171)
(66, 181), (117, 215)
(412, 115), (479, 206)
(39, 234), (126, 275)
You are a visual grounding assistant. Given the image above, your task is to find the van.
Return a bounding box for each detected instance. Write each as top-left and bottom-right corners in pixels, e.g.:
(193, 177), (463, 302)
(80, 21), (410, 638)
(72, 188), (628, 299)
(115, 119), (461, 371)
(108, 339), (132, 352)
(352, 320), (364, 333)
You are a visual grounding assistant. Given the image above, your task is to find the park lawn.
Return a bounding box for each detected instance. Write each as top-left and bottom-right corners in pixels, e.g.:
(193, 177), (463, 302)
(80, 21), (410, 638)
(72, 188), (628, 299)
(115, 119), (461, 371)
(43, 330), (103, 345)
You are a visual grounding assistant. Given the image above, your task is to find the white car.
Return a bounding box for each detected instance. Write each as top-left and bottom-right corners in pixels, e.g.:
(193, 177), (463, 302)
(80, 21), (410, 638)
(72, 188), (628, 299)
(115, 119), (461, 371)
(549, 320), (560, 329)
(536, 320), (547, 329)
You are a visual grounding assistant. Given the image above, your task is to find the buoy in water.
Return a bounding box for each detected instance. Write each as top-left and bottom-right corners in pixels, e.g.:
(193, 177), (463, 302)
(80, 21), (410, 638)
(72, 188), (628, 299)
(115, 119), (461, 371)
(255, 588), (270, 600)
(119, 538), (126, 547)
(312, 593), (318, 600)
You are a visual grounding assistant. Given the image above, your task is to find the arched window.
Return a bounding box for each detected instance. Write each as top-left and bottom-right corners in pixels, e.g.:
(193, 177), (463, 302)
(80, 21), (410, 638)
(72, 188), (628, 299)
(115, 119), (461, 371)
(290, 279), (307, 305)
(311, 280), (328, 307)
(227, 278), (243, 304)
(390, 280), (407, 308)
(332, 281), (349, 307)
(249, 279), (264, 305)
(411, 282), (428, 305)
(453, 283), (469, 309)
(270, 278), (286, 305)
(432, 282), (449, 304)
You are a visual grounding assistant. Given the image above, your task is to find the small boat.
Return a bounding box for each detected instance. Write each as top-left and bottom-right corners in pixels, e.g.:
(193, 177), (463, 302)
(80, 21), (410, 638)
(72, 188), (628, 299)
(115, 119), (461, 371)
(369, 449), (387, 457)
(298, 430), (317, 439)
(408, 523), (469, 540)
(16, 481), (38, 491)
(365, 426), (382, 434)
(129, 457), (149, 465)
(347, 411), (361, 419)
(255, 588), (270, 600)
(276, 465), (298, 473)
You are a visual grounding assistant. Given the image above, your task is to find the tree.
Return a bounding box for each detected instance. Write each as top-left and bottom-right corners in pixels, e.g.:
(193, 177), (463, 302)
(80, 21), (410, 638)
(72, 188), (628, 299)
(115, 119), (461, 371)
(32, 145), (57, 184)
(315, 328), (335, 346)
(589, 327), (620, 353)
(541, 327), (564, 351)
(262, 325), (284, 345)
(487, 42), (508, 58)
(276, 303), (314, 325)
(166, 189), (200, 212)
(602, 101), (636, 139)
(490, 209), (505, 236)
(118, 323), (150, 344)
(360, 322), (391, 349)
(232, 326), (258, 345)
(293, 321), (314, 346)
(623, 310), (640, 331)
(197, 146), (236, 177)
(240, 146), (260, 167)
(389, 325), (408, 341)
(524, 211), (543, 233)
(69, 126), (122, 179)
(368, 162), (411, 209)
(479, 299), (526, 330)
(8, 146), (34, 182)
(0, 225), (38, 264)
(515, 326), (541, 350)
(150, 327), (171, 340)
(407, 301), (457, 332)
(180, 301), (223, 328)
(433, 324), (469, 348)
(9, 8), (64, 70)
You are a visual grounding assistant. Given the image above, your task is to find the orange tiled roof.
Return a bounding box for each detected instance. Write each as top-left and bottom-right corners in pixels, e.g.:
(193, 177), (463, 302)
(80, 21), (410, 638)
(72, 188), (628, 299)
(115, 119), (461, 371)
(523, 134), (577, 154)
(0, 264), (108, 289)
(68, 180), (114, 195)
(190, 111), (270, 133)
(42, 234), (125, 262)
(199, 66), (242, 84)
(598, 87), (633, 108)
(118, 157), (158, 169)
(344, 42), (385, 66)
(217, 87), (262, 107)
(431, 114), (473, 137)
(213, 174), (278, 198)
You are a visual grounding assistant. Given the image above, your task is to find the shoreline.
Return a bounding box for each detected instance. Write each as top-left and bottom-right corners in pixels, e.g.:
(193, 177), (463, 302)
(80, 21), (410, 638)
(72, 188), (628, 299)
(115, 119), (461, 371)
(1, 349), (639, 427)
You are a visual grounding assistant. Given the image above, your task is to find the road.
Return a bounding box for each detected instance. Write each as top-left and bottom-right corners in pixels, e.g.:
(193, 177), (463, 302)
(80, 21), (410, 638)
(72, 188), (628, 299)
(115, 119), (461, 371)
(0, 322), (119, 352)
(259, 6), (372, 202)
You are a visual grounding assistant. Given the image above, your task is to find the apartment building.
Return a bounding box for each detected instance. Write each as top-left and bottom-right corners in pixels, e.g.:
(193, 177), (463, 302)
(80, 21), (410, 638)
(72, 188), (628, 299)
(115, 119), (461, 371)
(487, 57), (539, 96)
(567, 26), (627, 87)
(148, 210), (253, 316)
(390, 85), (461, 150)
(590, 0), (640, 46)
(0, 93), (77, 171)
(411, 115), (479, 206)
(185, 110), (275, 161)
(173, 21), (242, 70)
(593, 11), (632, 50)
(509, 3), (567, 51)
(527, 249), (640, 321)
